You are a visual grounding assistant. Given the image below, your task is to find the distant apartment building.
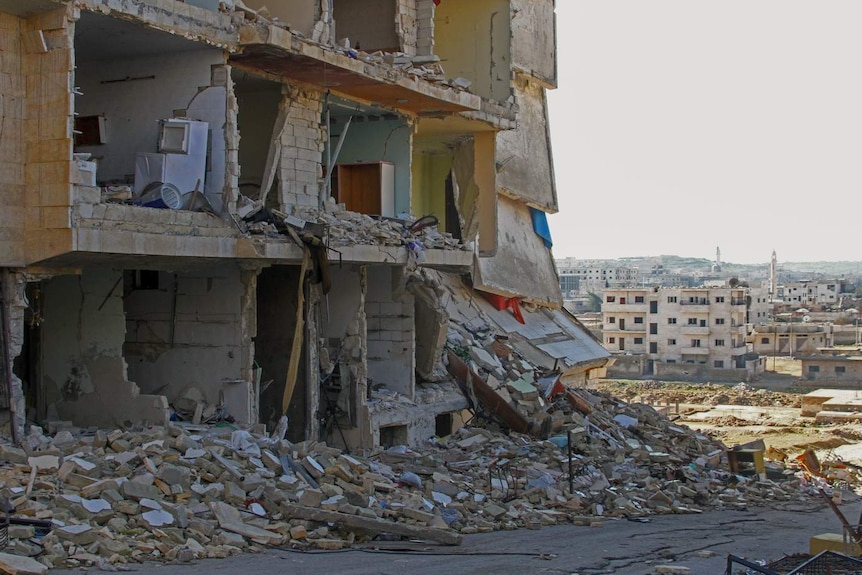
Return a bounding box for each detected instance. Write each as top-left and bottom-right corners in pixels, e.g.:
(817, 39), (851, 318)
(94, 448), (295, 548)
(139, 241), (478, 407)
(748, 286), (771, 324)
(557, 258), (639, 297)
(750, 323), (834, 356)
(781, 280), (846, 307)
(799, 355), (862, 387)
(602, 286), (762, 380)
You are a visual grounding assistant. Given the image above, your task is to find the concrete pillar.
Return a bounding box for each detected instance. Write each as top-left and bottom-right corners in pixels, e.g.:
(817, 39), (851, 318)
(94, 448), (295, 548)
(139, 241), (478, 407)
(1, 269), (27, 443)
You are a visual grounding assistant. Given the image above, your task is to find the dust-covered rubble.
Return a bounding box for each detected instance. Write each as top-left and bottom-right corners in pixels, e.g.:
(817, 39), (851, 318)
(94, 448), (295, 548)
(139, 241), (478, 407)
(0, 389), (826, 570)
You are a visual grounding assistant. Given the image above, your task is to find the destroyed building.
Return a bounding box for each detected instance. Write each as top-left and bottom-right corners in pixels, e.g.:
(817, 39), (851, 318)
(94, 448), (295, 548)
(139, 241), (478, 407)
(0, 0), (610, 450)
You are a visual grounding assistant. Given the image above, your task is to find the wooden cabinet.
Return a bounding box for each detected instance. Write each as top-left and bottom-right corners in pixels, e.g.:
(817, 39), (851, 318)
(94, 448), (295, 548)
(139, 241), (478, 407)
(332, 162), (395, 217)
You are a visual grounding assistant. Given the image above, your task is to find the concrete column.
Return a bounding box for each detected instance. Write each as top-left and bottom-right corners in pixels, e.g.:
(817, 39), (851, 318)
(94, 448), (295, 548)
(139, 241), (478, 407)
(1, 269), (27, 443)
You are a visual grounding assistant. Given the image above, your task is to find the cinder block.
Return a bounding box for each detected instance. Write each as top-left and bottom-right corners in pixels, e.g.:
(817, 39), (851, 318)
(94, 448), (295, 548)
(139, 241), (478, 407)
(41, 206), (70, 228)
(0, 240), (24, 266)
(0, 160), (24, 184)
(72, 185), (100, 204)
(39, 228), (73, 259)
(0, 216), (23, 239)
(39, 161), (71, 185)
(24, 8), (69, 32)
(0, 13), (22, 32)
(38, 183), (71, 207)
(38, 116), (70, 140)
(381, 302), (402, 316)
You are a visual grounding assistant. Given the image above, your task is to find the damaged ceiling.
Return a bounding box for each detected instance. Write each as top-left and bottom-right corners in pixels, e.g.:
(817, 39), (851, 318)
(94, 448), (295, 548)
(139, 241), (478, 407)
(74, 10), (213, 62)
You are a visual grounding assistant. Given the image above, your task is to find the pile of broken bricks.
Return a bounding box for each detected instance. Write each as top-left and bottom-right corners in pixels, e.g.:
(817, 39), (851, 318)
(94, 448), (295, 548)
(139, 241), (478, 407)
(240, 200), (465, 252)
(0, 388), (823, 571)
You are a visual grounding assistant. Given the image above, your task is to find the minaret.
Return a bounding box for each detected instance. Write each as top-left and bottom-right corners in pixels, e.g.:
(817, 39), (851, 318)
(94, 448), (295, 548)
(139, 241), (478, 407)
(769, 250), (777, 297)
(715, 246), (721, 266)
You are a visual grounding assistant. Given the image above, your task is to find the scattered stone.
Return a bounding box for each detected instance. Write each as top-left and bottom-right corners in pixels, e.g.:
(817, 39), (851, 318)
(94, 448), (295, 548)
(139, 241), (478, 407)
(0, 552), (48, 575)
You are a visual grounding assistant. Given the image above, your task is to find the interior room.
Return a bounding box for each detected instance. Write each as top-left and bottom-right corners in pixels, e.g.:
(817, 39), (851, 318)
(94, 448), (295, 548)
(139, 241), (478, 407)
(325, 96), (411, 217)
(73, 12), (228, 212)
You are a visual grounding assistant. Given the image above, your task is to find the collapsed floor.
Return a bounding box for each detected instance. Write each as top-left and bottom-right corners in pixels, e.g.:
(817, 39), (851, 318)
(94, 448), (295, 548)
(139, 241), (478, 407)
(0, 377), (855, 570)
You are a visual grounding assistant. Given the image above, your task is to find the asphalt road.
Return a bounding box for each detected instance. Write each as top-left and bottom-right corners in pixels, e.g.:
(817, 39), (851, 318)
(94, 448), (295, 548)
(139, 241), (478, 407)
(50, 501), (856, 575)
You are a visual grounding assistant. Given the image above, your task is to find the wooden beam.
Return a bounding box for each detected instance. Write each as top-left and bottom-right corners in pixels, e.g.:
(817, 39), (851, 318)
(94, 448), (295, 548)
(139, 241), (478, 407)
(445, 349), (532, 435)
(282, 247), (310, 415)
(279, 502), (462, 546)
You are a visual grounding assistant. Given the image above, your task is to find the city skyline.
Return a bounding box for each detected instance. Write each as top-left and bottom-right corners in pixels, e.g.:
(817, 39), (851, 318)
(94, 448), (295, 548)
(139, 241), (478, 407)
(546, 1), (862, 266)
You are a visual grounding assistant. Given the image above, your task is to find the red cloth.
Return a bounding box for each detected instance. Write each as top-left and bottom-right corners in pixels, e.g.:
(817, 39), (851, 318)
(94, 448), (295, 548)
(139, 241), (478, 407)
(433, 0), (441, 5)
(481, 292), (525, 324)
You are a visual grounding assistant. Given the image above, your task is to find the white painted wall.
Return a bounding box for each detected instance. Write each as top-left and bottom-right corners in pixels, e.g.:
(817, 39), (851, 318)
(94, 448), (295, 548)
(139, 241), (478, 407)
(74, 49), (226, 187)
(123, 265), (246, 416)
(41, 269), (169, 427)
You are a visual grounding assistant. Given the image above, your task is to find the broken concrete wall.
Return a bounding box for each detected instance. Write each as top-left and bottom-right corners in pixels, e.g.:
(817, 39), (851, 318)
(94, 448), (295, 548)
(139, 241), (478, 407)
(320, 265), (370, 450)
(410, 150), (451, 230)
(496, 76), (558, 212)
(333, 0), (399, 52)
(366, 266), (414, 399)
(510, 0), (556, 88)
(186, 64), (231, 213)
(0, 270), (27, 440)
(255, 265), (306, 440)
(0, 13), (26, 267)
(452, 132), (496, 255)
(41, 269), (169, 428)
(474, 195), (562, 307)
(233, 74), (281, 201)
(275, 86), (324, 212)
(395, 0), (418, 56)
(123, 264), (250, 423)
(74, 43), (225, 187)
(23, 7), (75, 264)
(241, 0), (318, 37)
(414, 0), (435, 57)
(333, 118), (411, 215)
(407, 270), (449, 381)
(434, 0), (511, 102)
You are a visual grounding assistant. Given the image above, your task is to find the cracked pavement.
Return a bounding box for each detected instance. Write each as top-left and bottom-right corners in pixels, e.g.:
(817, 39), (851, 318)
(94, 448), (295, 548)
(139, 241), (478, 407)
(48, 500), (852, 575)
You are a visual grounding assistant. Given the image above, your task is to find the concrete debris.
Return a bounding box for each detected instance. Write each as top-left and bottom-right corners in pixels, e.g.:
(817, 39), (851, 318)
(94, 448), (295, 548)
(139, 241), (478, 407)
(0, 380), (843, 570)
(231, 6), (470, 93)
(243, 200), (466, 252)
(0, 552), (48, 575)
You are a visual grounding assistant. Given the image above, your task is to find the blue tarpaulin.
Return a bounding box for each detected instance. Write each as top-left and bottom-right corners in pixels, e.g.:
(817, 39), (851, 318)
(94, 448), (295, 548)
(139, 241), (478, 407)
(530, 207), (553, 248)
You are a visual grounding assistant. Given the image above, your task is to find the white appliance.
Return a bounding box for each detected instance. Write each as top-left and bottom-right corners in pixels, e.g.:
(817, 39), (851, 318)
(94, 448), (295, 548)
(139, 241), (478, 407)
(134, 119), (208, 196)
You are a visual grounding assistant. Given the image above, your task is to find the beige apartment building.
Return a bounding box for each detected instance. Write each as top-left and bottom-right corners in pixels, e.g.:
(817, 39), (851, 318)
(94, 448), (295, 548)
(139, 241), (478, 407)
(0, 0), (613, 448)
(602, 287), (763, 380)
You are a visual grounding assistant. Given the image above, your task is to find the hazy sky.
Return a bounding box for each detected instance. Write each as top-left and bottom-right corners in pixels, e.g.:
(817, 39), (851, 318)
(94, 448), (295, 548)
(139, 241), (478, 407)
(546, 1), (862, 265)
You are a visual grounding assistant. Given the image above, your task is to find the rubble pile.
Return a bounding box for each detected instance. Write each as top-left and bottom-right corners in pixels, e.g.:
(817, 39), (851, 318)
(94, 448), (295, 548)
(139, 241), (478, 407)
(231, 2), (474, 94)
(240, 199), (466, 258)
(596, 379), (803, 409)
(292, 203), (465, 251)
(0, 389), (817, 570)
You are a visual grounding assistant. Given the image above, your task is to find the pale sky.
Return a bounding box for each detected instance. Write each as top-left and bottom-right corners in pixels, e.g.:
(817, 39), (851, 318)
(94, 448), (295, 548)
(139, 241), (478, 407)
(546, 1), (862, 265)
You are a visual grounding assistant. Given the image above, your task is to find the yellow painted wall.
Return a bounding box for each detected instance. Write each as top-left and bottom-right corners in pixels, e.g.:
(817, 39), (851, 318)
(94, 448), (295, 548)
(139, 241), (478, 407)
(410, 151), (450, 228)
(434, 0), (511, 102)
(0, 12), (25, 266)
(23, 7), (74, 264)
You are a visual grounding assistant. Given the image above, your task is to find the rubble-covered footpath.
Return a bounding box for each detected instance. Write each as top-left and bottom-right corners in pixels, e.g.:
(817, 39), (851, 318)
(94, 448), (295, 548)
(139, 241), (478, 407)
(0, 383), (824, 572)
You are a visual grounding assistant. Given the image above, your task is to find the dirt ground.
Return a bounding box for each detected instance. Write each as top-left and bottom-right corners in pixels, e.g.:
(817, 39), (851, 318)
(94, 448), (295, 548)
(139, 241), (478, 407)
(594, 358), (862, 469)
